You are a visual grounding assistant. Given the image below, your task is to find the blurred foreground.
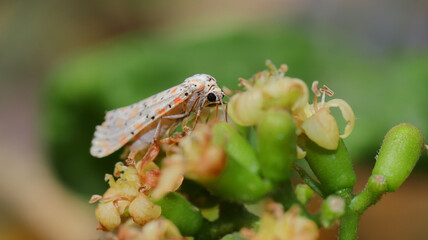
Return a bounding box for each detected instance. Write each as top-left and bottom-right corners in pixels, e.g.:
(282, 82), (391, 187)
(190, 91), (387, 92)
(0, 0), (427, 239)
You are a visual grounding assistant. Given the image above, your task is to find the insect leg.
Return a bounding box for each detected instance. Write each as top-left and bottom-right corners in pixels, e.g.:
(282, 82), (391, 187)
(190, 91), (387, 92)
(162, 113), (188, 119)
(139, 139), (160, 173)
(192, 106), (203, 130)
(153, 112), (189, 141)
(153, 118), (163, 141)
(125, 149), (139, 166)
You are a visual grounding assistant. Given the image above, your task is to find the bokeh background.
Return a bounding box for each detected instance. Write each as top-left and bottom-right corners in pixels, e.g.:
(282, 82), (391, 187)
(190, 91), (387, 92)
(0, 0), (427, 239)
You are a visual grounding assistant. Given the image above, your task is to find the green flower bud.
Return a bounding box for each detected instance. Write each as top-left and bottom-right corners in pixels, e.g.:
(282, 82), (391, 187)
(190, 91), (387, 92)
(298, 135), (356, 194)
(320, 195), (345, 227)
(212, 123), (259, 174)
(154, 192), (204, 236)
(198, 122), (271, 203)
(295, 184), (315, 205)
(372, 123), (424, 192)
(257, 110), (296, 183)
(204, 156), (272, 203)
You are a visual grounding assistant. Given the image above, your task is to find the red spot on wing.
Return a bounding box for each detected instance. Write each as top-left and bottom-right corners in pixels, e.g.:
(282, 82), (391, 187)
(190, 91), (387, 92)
(157, 109), (166, 115)
(119, 134), (128, 145)
(174, 97), (183, 105)
(134, 123), (143, 131)
(129, 107), (139, 118)
(171, 87), (178, 94)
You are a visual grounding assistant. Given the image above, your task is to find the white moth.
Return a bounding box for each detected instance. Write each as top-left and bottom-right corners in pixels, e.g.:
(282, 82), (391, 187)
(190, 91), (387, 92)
(90, 74), (225, 158)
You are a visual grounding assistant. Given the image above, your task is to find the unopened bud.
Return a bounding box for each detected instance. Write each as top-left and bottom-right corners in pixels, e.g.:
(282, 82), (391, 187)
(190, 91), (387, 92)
(320, 195), (345, 227)
(295, 184), (314, 205)
(372, 123), (424, 192)
(129, 193), (161, 225)
(95, 201), (121, 231)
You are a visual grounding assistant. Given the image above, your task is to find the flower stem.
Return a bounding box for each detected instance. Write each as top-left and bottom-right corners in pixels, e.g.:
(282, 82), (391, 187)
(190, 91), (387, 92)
(335, 188), (361, 240)
(339, 210), (360, 240)
(293, 164), (326, 198)
(349, 175), (387, 214)
(338, 175), (388, 240)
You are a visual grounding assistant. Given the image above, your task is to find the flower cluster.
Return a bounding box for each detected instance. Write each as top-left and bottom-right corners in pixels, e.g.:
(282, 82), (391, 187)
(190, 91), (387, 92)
(90, 160), (164, 231)
(90, 120), (227, 238)
(241, 203), (319, 240)
(228, 60), (355, 155)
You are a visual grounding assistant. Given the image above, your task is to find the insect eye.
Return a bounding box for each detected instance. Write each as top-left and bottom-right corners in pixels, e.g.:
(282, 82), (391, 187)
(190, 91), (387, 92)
(207, 92), (217, 102)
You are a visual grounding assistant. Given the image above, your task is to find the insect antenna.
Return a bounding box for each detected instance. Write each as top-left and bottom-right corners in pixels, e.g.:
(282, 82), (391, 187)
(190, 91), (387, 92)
(218, 93), (227, 122)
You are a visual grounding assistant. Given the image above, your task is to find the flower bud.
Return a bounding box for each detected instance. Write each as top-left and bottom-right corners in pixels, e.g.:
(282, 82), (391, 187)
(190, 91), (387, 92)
(320, 195), (345, 227)
(257, 110), (296, 183)
(254, 205), (319, 240)
(212, 122), (259, 174)
(228, 89), (264, 126)
(202, 156), (272, 203)
(295, 184), (314, 206)
(154, 192), (204, 236)
(129, 193), (161, 225)
(262, 77), (308, 112)
(372, 123), (424, 192)
(95, 201), (121, 231)
(140, 218), (182, 240)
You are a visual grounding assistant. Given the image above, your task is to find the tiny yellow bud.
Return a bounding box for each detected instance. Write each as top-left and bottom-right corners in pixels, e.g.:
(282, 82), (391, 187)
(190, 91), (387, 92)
(95, 201), (121, 231)
(140, 218), (182, 240)
(228, 89), (264, 126)
(116, 200), (131, 216)
(129, 193), (161, 225)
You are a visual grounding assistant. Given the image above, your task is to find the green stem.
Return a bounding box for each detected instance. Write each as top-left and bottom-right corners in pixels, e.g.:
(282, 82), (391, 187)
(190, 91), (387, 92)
(339, 210), (361, 240)
(350, 188), (384, 214)
(338, 175), (387, 240)
(294, 164), (326, 198)
(335, 188), (361, 240)
(271, 180), (296, 210)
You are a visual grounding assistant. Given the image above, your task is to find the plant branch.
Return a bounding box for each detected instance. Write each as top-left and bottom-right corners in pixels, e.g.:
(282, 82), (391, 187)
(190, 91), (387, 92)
(294, 164), (326, 198)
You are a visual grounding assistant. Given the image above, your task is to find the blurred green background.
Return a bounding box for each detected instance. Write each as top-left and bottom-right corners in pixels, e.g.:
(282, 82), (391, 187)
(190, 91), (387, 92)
(0, 0), (427, 239)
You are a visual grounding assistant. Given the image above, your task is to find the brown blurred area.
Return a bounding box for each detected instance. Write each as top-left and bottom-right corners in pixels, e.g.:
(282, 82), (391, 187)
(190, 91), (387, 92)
(0, 0), (427, 239)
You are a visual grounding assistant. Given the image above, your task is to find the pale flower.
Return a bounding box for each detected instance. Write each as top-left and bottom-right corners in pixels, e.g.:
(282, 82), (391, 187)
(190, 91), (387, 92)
(91, 159), (164, 231)
(297, 81), (355, 150)
(116, 218), (183, 240)
(250, 204), (319, 240)
(228, 61), (308, 126)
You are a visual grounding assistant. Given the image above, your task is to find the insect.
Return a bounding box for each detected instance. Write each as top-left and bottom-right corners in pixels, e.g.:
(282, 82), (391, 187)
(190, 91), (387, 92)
(90, 74), (225, 158)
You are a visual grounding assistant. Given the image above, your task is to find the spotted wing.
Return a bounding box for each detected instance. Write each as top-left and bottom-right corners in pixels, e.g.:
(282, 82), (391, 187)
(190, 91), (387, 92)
(90, 83), (192, 158)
